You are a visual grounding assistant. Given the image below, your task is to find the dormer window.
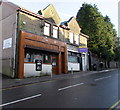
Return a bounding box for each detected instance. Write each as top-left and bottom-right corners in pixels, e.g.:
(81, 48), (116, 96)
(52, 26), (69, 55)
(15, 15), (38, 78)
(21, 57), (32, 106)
(44, 22), (50, 36)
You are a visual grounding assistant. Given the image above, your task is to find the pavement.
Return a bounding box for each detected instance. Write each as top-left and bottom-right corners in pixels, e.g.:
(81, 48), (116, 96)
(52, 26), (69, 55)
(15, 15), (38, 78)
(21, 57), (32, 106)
(1, 69), (117, 90)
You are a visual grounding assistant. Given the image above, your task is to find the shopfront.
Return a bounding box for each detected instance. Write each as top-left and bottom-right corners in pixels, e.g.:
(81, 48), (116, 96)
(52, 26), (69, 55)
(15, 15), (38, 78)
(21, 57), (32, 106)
(18, 31), (67, 78)
(67, 44), (80, 71)
(78, 46), (88, 71)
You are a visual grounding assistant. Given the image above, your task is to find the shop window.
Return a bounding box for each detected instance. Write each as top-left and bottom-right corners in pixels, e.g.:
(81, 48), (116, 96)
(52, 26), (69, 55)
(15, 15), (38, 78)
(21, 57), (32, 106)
(33, 54), (43, 63)
(53, 26), (58, 38)
(24, 52), (31, 62)
(24, 49), (34, 62)
(44, 22), (50, 36)
(68, 52), (71, 55)
(68, 52), (79, 63)
(69, 32), (74, 43)
(24, 48), (51, 64)
(43, 54), (51, 64)
(52, 58), (56, 67)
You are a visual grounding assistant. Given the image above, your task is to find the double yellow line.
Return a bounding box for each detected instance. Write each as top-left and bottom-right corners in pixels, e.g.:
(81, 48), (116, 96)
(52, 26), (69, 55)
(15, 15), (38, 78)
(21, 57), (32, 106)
(108, 100), (120, 110)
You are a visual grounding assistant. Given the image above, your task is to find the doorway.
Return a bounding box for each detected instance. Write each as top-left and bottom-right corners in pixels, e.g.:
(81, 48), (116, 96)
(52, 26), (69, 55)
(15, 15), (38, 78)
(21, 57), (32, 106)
(52, 56), (57, 74)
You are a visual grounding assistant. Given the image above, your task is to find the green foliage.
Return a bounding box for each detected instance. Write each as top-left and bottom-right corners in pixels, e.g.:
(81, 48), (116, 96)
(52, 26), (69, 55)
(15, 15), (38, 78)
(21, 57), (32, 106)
(114, 46), (120, 61)
(76, 3), (117, 61)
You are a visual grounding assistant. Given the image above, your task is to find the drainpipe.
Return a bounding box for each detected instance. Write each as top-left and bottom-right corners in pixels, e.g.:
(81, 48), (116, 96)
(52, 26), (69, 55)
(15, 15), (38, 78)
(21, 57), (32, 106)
(14, 11), (20, 78)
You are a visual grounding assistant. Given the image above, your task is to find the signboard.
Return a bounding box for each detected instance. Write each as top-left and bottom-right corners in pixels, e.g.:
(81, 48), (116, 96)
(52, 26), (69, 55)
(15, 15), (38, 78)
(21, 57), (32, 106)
(35, 60), (42, 71)
(3, 38), (12, 49)
(79, 46), (87, 48)
(78, 48), (88, 53)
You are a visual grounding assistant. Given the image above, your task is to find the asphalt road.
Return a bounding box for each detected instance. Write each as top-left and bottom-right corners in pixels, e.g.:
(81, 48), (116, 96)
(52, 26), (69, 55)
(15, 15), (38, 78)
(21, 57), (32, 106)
(1, 69), (120, 109)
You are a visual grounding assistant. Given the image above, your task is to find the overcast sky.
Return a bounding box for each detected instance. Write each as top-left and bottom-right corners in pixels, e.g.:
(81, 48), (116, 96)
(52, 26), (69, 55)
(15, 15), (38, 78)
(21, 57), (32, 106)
(8, 0), (119, 35)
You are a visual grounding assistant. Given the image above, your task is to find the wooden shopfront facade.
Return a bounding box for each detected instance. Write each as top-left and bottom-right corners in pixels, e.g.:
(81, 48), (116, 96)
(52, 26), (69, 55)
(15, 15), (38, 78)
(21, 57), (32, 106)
(18, 31), (67, 78)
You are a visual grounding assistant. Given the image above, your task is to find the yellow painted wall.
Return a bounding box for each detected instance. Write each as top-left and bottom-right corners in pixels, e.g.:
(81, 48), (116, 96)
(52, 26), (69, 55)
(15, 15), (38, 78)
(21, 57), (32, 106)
(42, 4), (61, 26)
(80, 35), (87, 46)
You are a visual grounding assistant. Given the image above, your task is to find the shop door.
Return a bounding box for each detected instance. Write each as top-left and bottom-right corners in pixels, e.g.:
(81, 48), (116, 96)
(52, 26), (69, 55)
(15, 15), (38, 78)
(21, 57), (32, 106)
(52, 57), (57, 74)
(82, 54), (86, 71)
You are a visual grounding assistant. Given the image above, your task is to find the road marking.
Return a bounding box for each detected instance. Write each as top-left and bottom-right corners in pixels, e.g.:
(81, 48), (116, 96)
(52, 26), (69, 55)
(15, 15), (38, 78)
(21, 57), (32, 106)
(1, 79), (60, 91)
(99, 70), (109, 73)
(58, 83), (84, 91)
(0, 94), (42, 107)
(1, 76), (76, 91)
(94, 76), (111, 81)
(108, 100), (120, 110)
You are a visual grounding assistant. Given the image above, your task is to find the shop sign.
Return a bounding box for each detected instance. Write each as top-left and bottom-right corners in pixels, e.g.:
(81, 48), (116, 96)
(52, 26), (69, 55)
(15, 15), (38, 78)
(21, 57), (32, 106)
(79, 46), (87, 48)
(78, 48), (88, 53)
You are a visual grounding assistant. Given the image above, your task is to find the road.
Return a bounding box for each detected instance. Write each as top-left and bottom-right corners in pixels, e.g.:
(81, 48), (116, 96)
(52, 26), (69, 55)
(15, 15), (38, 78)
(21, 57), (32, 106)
(1, 69), (120, 109)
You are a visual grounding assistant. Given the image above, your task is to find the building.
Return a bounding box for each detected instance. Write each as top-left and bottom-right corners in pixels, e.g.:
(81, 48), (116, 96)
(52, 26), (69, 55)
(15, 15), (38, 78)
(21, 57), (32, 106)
(40, 5), (89, 72)
(60, 17), (89, 71)
(1, 2), (67, 78)
(79, 33), (89, 71)
(1, 1), (89, 78)
(60, 17), (81, 72)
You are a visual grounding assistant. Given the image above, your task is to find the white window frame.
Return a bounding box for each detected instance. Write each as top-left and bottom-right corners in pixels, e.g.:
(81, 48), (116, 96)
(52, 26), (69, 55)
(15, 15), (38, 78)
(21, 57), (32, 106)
(44, 22), (50, 36)
(70, 32), (74, 43)
(53, 26), (58, 38)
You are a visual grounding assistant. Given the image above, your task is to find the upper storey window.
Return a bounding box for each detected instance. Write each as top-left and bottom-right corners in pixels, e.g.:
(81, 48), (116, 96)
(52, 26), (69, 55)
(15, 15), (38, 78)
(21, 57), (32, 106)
(69, 32), (74, 43)
(53, 26), (58, 38)
(75, 34), (79, 45)
(44, 22), (50, 36)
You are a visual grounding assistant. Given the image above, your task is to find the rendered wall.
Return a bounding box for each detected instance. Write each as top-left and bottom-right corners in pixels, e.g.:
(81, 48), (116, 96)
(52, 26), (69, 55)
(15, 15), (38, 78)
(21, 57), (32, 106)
(2, 3), (17, 77)
(19, 12), (44, 36)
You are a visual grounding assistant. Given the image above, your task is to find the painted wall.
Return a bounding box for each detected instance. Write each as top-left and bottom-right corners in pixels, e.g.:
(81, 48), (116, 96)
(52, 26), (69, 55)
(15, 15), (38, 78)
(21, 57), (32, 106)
(80, 35), (87, 46)
(24, 63), (52, 77)
(68, 17), (81, 34)
(1, 2), (17, 77)
(41, 4), (61, 26)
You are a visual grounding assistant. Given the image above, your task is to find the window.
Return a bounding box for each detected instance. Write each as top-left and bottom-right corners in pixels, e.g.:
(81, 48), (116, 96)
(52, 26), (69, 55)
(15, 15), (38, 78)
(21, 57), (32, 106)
(69, 32), (74, 43)
(75, 34), (79, 45)
(24, 52), (31, 62)
(33, 53), (43, 63)
(43, 54), (51, 64)
(53, 26), (58, 38)
(68, 52), (79, 63)
(44, 22), (50, 36)
(24, 49), (33, 62)
(24, 48), (51, 64)
(68, 56), (78, 63)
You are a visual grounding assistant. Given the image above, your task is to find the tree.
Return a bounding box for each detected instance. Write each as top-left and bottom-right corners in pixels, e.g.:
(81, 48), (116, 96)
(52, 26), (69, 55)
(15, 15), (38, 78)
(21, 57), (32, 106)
(76, 3), (117, 62)
(114, 46), (120, 61)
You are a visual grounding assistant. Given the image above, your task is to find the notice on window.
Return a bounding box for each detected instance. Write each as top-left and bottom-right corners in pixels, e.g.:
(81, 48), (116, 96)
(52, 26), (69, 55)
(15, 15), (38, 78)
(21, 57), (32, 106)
(3, 38), (12, 49)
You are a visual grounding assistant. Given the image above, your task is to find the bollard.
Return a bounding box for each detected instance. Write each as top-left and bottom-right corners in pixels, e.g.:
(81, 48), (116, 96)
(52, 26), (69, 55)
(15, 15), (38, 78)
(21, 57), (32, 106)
(51, 72), (52, 78)
(71, 67), (73, 74)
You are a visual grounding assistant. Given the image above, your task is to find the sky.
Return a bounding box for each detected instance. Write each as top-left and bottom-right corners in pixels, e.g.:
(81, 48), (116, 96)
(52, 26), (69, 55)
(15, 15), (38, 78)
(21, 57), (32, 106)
(8, 0), (119, 35)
